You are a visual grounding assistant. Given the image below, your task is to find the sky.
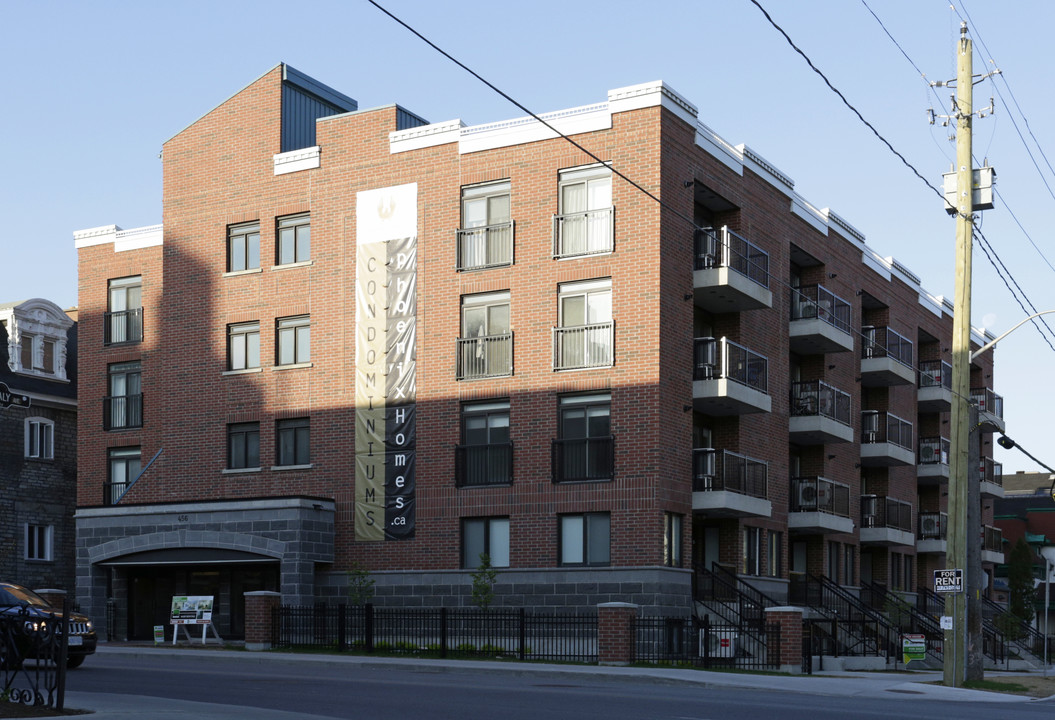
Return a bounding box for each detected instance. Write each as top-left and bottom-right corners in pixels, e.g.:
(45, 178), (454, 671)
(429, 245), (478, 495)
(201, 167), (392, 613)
(2, 0), (1054, 474)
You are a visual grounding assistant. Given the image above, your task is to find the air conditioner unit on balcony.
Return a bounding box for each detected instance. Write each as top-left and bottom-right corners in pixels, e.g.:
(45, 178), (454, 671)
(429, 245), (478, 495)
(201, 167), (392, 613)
(695, 449), (716, 490)
(919, 444), (937, 464)
(798, 482), (830, 509)
(921, 515), (940, 536)
(696, 338), (717, 379)
(862, 410), (880, 444)
(701, 629), (738, 659)
(861, 513), (877, 529)
(862, 326), (876, 358)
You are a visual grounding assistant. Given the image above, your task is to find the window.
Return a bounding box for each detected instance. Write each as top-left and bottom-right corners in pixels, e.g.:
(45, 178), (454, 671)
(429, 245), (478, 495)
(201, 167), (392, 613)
(828, 541), (840, 582)
(458, 181), (512, 270)
(20, 332), (35, 369)
(24, 418), (54, 459)
(456, 401), (511, 487)
(106, 276), (143, 345)
(559, 513), (610, 566)
(106, 361), (142, 430)
(664, 513), (683, 567)
(25, 525), (53, 562)
(277, 213), (311, 265)
(462, 517), (510, 568)
(107, 447), (141, 505)
(276, 418), (310, 466)
(767, 531), (783, 577)
(891, 552), (903, 591)
(844, 544), (856, 586)
(19, 334), (57, 375)
(228, 221), (260, 272)
(743, 526), (762, 575)
(228, 322), (261, 370)
(228, 422), (260, 470)
(276, 316), (310, 365)
(903, 554), (913, 592)
(555, 166), (613, 258)
(555, 279), (612, 369)
(554, 393), (612, 482)
(457, 292), (511, 379)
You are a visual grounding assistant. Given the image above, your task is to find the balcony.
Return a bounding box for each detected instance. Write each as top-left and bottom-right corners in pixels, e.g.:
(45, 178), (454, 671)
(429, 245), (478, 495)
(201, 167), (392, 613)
(455, 442), (513, 487)
(552, 322), (613, 370)
(103, 394), (143, 430)
(102, 481), (128, 506)
(552, 207), (614, 259)
(692, 227), (772, 313)
(692, 337), (771, 416)
(788, 380), (853, 445)
(971, 387), (1005, 433)
(859, 411), (914, 467)
(789, 285), (854, 355)
(456, 333), (513, 380)
(979, 457), (1004, 498)
(692, 448), (772, 518)
(917, 511), (947, 554)
(917, 436), (950, 485)
(982, 525), (1004, 564)
(551, 436), (614, 483)
(456, 221), (514, 270)
(788, 476), (854, 534)
(104, 307), (143, 346)
(860, 326), (915, 386)
(860, 495), (914, 547)
(917, 360), (953, 412)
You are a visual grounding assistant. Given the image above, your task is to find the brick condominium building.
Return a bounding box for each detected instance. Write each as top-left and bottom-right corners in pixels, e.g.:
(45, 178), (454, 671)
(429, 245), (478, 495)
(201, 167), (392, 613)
(74, 65), (1005, 640)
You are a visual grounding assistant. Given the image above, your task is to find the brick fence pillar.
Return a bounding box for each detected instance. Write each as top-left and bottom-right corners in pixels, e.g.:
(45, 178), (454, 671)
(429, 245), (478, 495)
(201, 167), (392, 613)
(597, 602), (639, 666)
(244, 591), (282, 651)
(764, 606), (805, 674)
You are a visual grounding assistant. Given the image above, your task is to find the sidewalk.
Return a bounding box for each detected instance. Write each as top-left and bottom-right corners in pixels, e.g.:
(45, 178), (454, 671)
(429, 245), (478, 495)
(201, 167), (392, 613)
(62, 644), (1051, 719)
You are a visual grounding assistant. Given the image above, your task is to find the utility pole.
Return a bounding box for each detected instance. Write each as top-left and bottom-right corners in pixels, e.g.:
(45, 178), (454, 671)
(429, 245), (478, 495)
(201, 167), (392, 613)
(944, 21), (973, 689)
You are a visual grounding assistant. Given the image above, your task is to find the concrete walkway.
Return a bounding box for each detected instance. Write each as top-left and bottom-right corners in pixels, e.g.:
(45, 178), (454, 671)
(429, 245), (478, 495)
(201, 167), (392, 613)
(59, 645), (1054, 719)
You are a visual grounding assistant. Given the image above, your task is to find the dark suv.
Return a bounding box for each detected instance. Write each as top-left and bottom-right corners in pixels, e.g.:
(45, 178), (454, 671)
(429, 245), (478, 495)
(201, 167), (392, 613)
(0, 583), (97, 669)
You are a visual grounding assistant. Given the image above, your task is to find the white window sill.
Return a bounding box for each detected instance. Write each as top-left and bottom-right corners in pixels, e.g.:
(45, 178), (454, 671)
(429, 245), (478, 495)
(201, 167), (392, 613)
(222, 467), (262, 475)
(223, 268), (263, 278)
(272, 362), (313, 371)
(271, 463), (314, 472)
(223, 367), (263, 376)
(271, 260), (314, 271)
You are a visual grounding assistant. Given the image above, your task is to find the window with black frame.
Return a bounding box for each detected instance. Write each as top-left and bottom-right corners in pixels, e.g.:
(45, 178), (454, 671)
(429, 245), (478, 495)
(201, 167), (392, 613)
(457, 401), (511, 487)
(228, 422), (260, 470)
(553, 393), (612, 482)
(559, 512), (610, 566)
(461, 517), (510, 568)
(276, 417), (309, 466)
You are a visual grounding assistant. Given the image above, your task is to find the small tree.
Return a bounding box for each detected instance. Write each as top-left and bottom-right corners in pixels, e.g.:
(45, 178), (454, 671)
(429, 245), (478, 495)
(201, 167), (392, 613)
(470, 553), (497, 611)
(346, 563), (376, 606)
(1006, 537), (1038, 626)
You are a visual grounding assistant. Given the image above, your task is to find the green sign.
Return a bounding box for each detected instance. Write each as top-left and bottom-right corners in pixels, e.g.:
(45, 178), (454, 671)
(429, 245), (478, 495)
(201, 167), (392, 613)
(902, 633), (926, 663)
(153, 625), (165, 644)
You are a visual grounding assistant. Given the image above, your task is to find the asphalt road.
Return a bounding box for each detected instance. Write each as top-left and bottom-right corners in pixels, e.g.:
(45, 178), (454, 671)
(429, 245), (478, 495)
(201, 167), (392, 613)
(62, 652), (1055, 720)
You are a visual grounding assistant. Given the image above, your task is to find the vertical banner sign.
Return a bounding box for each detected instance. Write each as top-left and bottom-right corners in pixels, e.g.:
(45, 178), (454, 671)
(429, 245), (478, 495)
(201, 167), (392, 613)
(355, 183), (417, 541)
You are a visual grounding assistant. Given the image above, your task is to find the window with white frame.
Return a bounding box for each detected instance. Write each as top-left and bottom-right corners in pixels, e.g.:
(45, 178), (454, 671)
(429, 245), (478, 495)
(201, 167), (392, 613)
(555, 165), (613, 258)
(106, 361), (142, 430)
(559, 512), (610, 566)
(276, 316), (310, 365)
(228, 321), (261, 370)
(228, 221), (260, 272)
(458, 292), (511, 379)
(18, 334), (57, 375)
(276, 213), (311, 265)
(3, 299), (73, 379)
(664, 513), (682, 567)
(106, 275), (143, 345)
(107, 447), (141, 505)
(458, 181), (512, 270)
(24, 417), (54, 460)
(555, 278), (612, 370)
(461, 516), (510, 568)
(25, 524), (53, 561)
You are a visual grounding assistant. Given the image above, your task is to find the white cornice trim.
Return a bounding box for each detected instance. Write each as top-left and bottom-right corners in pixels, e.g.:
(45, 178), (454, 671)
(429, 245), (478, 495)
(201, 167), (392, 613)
(694, 121), (743, 175)
(73, 225), (120, 248)
(274, 146), (320, 175)
(390, 119), (464, 154)
(74, 224), (162, 251)
(607, 80), (698, 127)
(824, 209), (866, 244)
(862, 248), (892, 281)
(459, 102), (611, 155)
(790, 194), (828, 235)
(918, 290), (945, 318)
(738, 145), (795, 195)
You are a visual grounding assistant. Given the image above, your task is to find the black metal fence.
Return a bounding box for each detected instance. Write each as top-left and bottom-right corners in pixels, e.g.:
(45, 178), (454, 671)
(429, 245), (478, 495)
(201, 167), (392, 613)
(273, 604), (598, 663)
(632, 616), (780, 670)
(1, 604), (69, 710)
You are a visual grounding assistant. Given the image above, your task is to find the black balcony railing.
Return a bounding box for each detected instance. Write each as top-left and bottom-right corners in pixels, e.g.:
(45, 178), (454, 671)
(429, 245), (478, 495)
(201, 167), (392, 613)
(970, 387), (1004, 418)
(693, 226), (770, 289)
(693, 337), (768, 393)
(692, 448), (768, 497)
(102, 481), (128, 506)
(456, 333), (513, 380)
(789, 380), (851, 424)
(860, 410), (912, 449)
(456, 221), (514, 270)
(553, 322), (613, 370)
(862, 326), (913, 367)
(790, 284), (852, 334)
(917, 511), (947, 540)
(918, 436), (950, 465)
(103, 394), (143, 430)
(104, 307), (143, 345)
(551, 436), (614, 483)
(455, 442), (513, 487)
(979, 457), (1003, 486)
(552, 207), (614, 258)
(918, 360), (952, 389)
(860, 495), (913, 532)
(790, 477), (850, 516)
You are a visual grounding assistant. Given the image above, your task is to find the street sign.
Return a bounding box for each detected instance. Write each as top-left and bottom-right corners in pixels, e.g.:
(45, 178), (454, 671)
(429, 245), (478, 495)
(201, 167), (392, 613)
(0, 382), (31, 409)
(934, 568), (963, 593)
